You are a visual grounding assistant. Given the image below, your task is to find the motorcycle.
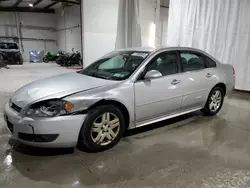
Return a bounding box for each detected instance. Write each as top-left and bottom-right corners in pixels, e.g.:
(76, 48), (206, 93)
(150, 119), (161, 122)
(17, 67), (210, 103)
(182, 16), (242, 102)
(55, 50), (65, 65)
(43, 52), (58, 63)
(56, 48), (82, 67)
(67, 50), (82, 66)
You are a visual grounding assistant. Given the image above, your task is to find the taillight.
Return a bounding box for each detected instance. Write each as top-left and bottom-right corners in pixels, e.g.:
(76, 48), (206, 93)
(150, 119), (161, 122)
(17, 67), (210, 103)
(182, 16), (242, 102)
(232, 67), (235, 76)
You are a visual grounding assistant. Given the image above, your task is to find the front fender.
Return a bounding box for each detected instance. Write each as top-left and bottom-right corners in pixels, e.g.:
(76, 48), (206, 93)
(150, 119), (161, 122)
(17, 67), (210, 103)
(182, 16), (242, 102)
(63, 81), (135, 128)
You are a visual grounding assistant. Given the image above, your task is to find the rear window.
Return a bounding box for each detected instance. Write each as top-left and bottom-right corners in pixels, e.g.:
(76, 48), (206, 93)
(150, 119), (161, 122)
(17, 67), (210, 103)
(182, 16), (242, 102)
(205, 57), (216, 68)
(0, 43), (19, 50)
(180, 52), (206, 72)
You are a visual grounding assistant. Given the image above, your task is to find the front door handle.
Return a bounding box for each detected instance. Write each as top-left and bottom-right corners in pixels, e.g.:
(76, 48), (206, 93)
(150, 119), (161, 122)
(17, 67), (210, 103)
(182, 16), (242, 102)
(206, 73), (212, 78)
(171, 79), (181, 85)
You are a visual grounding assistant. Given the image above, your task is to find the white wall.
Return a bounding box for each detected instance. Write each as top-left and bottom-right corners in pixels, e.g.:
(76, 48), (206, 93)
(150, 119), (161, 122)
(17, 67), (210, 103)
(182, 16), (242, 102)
(0, 12), (57, 61)
(159, 7), (169, 45)
(56, 5), (81, 53)
(82, 0), (158, 67)
(0, 12), (17, 37)
(139, 0), (158, 47)
(82, 0), (119, 66)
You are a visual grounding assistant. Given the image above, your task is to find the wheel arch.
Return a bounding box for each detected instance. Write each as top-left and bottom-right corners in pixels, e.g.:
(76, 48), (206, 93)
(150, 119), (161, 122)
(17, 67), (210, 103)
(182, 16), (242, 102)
(84, 99), (130, 129)
(213, 83), (226, 95)
(203, 82), (226, 108)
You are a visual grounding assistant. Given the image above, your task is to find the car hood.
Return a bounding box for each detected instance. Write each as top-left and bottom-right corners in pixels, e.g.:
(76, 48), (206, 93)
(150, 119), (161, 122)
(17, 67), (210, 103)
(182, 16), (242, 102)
(11, 72), (117, 108)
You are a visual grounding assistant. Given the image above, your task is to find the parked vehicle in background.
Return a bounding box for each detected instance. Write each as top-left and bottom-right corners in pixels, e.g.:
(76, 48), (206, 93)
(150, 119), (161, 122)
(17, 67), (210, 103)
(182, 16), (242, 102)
(58, 51), (71, 66)
(56, 48), (82, 67)
(43, 52), (58, 63)
(0, 42), (23, 65)
(4, 47), (235, 152)
(65, 50), (82, 66)
(55, 50), (65, 65)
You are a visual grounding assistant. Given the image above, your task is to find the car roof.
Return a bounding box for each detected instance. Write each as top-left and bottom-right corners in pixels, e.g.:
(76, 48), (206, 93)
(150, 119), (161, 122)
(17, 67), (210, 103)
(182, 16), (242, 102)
(116, 47), (155, 52)
(115, 46), (217, 62)
(116, 46), (208, 53)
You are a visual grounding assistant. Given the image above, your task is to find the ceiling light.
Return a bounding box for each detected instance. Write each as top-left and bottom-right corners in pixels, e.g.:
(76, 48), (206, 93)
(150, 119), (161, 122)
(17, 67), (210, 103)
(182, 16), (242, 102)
(29, 3), (33, 7)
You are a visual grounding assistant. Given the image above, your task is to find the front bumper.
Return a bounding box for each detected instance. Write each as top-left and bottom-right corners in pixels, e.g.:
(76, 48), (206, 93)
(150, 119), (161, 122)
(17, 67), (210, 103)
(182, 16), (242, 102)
(4, 103), (87, 148)
(2, 53), (20, 61)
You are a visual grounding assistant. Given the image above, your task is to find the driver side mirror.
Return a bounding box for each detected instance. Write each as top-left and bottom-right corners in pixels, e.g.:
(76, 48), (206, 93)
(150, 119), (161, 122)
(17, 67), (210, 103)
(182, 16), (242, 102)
(144, 70), (162, 80)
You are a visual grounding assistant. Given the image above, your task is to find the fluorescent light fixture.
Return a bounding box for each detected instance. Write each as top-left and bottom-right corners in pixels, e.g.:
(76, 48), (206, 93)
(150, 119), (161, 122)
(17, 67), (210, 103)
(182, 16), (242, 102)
(29, 3), (33, 7)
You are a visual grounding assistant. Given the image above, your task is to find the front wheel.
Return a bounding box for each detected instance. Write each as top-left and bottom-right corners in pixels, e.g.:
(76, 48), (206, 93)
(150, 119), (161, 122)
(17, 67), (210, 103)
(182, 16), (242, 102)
(201, 87), (224, 116)
(19, 56), (23, 65)
(43, 57), (49, 63)
(78, 105), (125, 152)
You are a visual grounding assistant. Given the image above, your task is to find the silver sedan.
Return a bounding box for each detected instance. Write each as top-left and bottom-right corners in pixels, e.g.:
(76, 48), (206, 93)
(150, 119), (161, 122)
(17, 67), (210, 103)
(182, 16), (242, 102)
(4, 47), (235, 152)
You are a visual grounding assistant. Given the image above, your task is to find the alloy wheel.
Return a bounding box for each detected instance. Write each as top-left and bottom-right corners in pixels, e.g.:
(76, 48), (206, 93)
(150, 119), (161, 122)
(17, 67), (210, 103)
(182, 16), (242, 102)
(209, 90), (222, 112)
(91, 112), (120, 146)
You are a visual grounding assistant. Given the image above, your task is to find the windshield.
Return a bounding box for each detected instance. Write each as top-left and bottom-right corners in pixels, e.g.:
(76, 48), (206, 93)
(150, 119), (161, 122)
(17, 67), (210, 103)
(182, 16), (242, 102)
(81, 51), (149, 80)
(0, 43), (19, 50)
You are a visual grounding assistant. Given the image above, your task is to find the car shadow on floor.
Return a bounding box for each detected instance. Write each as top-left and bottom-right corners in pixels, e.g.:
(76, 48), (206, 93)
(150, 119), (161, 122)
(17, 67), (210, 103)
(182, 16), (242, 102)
(124, 111), (202, 137)
(10, 111), (202, 156)
(9, 139), (74, 156)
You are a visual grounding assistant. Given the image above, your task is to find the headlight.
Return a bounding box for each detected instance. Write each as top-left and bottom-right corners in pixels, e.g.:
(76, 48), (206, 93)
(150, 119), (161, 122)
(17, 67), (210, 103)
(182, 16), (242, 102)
(25, 99), (73, 117)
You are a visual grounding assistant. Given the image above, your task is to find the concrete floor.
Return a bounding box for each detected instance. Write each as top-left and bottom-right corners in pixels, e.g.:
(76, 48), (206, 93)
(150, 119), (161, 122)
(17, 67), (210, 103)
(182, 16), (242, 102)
(1, 64), (250, 188)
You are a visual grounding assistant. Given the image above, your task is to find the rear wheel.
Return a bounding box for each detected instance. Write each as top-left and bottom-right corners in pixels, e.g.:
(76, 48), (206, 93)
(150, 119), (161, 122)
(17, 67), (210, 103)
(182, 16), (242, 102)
(202, 87), (224, 116)
(78, 105), (125, 152)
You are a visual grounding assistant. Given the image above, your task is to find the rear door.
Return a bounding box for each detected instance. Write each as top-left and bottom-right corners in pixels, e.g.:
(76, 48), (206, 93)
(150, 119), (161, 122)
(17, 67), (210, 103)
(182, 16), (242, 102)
(179, 51), (212, 110)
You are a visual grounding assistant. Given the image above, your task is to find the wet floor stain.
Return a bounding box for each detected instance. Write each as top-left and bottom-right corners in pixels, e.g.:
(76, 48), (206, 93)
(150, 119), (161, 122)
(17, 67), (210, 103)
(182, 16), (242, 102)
(1, 66), (250, 187)
(1, 97), (250, 187)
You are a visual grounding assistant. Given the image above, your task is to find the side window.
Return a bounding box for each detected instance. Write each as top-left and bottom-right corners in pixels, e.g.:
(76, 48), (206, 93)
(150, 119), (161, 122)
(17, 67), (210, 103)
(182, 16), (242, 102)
(180, 52), (205, 72)
(205, 57), (216, 68)
(147, 52), (178, 76)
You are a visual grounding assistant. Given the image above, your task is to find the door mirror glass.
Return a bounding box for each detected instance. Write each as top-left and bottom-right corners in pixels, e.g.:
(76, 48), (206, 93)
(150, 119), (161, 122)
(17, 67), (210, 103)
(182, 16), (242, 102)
(144, 70), (162, 79)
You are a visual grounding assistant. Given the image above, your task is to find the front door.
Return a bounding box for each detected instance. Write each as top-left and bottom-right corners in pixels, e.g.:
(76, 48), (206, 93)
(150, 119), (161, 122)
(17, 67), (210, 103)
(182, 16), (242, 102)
(134, 51), (183, 123)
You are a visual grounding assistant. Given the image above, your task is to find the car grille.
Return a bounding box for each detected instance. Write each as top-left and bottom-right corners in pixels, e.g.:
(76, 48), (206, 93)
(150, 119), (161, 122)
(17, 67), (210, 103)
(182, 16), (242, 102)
(2, 52), (17, 57)
(11, 102), (22, 113)
(6, 52), (15, 57)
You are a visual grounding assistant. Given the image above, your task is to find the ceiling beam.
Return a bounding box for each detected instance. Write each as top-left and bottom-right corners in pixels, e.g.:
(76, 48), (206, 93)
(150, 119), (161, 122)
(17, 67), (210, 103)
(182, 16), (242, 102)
(13, 0), (22, 7)
(44, 1), (58, 9)
(33, 0), (44, 6)
(52, 0), (80, 4)
(0, 7), (55, 13)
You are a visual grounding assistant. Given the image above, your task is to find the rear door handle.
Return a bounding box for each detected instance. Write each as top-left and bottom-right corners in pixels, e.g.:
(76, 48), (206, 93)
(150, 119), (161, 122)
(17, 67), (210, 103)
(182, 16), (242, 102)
(171, 79), (181, 85)
(206, 73), (212, 78)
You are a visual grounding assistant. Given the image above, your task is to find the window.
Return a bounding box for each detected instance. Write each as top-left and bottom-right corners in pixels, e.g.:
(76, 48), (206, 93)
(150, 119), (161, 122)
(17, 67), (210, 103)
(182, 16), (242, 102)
(81, 51), (149, 80)
(146, 52), (178, 76)
(205, 57), (216, 68)
(180, 52), (205, 72)
(99, 55), (125, 70)
(0, 43), (18, 50)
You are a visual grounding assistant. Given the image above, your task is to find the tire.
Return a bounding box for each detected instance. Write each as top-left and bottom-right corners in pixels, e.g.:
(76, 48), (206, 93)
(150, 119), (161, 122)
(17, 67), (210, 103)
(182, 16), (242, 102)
(56, 58), (61, 65)
(201, 86), (224, 116)
(78, 105), (126, 152)
(0, 54), (3, 61)
(19, 56), (23, 65)
(43, 57), (49, 63)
